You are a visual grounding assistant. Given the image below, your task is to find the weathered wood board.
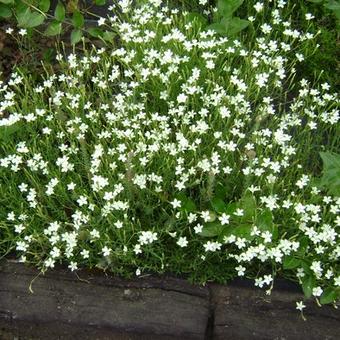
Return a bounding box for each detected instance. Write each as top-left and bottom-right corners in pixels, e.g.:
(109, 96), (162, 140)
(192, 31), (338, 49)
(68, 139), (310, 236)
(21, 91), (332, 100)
(0, 261), (210, 339)
(210, 283), (340, 340)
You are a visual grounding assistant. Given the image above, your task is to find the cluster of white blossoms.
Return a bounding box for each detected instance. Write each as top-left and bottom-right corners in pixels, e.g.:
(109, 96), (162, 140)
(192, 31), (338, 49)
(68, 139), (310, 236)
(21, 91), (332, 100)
(0, 1), (339, 302)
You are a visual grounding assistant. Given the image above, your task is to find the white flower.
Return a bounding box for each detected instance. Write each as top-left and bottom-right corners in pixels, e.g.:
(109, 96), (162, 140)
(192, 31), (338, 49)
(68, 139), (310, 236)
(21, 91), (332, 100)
(67, 182), (76, 191)
(219, 213), (230, 225)
(312, 286), (323, 297)
(194, 224), (203, 234)
(81, 249), (90, 259)
(235, 265), (246, 276)
(115, 220), (123, 229)
(77, 195), (88, 207)
(68, 261), (78, 271)
(138, 231), (158, 245)
(203, 241), (222, 252)
(98, 17), (106, 26)
(19, 28), (27, 36)
(177, 236), (188, 248)
(296, 301), (306, 311)
(102, 246), (111, 257)
(170, 199), (182, 209)
(134, 244), (142, 254)
(305, 13), (314, 21)
(254, 2), (263, 13)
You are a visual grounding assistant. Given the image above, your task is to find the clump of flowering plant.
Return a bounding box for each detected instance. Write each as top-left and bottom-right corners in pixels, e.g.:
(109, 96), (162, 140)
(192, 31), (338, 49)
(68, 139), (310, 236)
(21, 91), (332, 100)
(0, 0), (339, 308)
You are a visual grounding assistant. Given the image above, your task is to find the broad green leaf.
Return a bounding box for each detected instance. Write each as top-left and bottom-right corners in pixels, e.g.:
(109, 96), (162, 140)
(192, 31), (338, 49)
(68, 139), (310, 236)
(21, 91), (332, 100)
(256, 209), (277, 239)
(324, 1), (340, 10)
(55, 1), (65, 22)
(301, 275), (315, 299)
(320, 287), (339, 304)
(0, 0), (14, 4)
(95, 0), (106, 5)
(283, 256), (301, 270)
(200, 222), (223, 237)
(211, 197), (227, 213)
(217, 0), (244, 18)
(319, 151), (340, 196)
(70, 29), (83, 44)
(307, 0), (323, 3)
(87, 27), (104, 37)
(102, 31), (115, 42)
(39, 0), (50, 12)
(0, 3), (11, 17)
(44, 20), (62, 36)
(222, 223), (253, 240)
(72, 10), (84, 28)
(239, 191), (256, 221)
(175, 193), (197, 213)
(206, 22), (226, 35)
(17, 9), (45, 28)
(222, 16), (249, 36)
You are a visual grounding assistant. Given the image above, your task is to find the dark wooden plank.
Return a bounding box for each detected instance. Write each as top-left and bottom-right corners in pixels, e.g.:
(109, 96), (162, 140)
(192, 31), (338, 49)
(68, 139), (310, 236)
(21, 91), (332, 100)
(0, 261), (210, 339)
(211, 284), (340, 340)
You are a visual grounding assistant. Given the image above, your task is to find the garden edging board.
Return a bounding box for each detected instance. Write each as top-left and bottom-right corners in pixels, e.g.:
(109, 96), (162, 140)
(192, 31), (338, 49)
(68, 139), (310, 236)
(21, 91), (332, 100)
(0, 260), (339, 339)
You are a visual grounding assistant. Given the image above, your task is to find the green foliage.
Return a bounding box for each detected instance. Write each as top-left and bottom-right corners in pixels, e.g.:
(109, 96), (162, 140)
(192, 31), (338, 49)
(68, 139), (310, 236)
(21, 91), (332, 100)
(319, 152), (340, 196)
(308, 0), (340, 28)
(206, 0), (249, 36)
(1, 0), (107, 45)
(0, 3), (12, 17)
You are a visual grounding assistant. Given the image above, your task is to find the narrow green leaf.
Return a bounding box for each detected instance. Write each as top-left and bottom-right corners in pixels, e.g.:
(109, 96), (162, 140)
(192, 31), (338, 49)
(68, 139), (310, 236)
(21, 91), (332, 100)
(0, 3), (11, 17)
(44, 20), (62, 36)
(55, 1), (65, 22)
(70, 29), (83, 45)
(72, 10), (84, 28)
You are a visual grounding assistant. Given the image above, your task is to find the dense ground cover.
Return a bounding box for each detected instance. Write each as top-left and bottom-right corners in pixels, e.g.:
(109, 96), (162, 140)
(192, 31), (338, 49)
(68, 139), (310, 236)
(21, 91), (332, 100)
(0, 0), (339, 311)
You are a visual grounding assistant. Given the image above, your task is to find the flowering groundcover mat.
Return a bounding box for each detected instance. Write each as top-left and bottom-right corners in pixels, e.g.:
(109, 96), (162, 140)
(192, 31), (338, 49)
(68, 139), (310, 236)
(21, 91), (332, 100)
(0, 0), (339, 313)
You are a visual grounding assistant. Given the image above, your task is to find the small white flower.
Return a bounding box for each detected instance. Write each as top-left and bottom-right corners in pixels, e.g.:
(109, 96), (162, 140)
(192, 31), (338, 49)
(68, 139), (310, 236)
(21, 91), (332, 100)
(235, 265), (246, 276)
(312, 286), (323, 297)
(115, 220), (123, 229)
(80, 249), (90, 259)
(98, 17), (106, 26)
(219, 213), (230, 225)
(6, 27), (14, 34)
(194, 224), (203, 234)
(296, 301), (306, 311)
(170, 198), (182, 209)
(67, 182), (76, 191)
(19, 28), (27, 36)
(102, 246), (111, 257)
(177, 236), (188, 248)
(68, 261), (78, 271)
